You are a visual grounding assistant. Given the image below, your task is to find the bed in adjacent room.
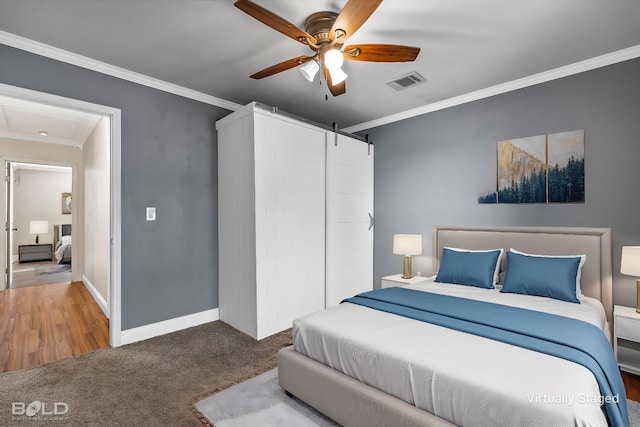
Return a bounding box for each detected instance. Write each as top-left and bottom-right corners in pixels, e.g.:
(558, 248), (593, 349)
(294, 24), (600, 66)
(53, 223), (72, 264)
(278, 226), (627, 427)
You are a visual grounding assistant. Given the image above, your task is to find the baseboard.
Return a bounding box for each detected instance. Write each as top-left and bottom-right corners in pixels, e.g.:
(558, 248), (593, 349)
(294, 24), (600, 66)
(81, 274), (109, 318)
(119, 308), (220, 346)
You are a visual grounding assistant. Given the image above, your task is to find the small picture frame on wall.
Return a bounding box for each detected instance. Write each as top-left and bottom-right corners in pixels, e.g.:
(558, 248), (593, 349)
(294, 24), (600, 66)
(62, 192), (72, 214)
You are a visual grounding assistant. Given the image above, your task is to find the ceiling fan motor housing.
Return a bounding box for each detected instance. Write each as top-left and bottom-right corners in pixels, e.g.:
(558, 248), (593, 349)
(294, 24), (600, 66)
(304, 11), (340, 48)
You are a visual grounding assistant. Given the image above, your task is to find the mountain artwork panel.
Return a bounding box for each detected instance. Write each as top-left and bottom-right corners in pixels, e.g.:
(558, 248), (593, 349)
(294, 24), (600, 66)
(497, 135), (547, 203)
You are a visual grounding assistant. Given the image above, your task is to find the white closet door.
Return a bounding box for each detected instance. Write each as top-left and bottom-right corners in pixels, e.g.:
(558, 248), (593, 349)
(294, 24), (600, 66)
(325, 133), (374, 307)
(253, 113), (326, 339)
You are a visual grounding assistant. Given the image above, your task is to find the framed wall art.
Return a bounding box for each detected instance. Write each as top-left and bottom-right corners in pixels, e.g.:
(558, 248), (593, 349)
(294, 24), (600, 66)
(62, 192), (72, 214)
(478, 130), (584, 204)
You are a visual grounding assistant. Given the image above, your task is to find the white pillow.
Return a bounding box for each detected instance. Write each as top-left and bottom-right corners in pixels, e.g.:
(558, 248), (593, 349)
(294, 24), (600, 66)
(445, 247), (504, 287)
(61, 235), (72, 245)
(509, 248), (586, 295)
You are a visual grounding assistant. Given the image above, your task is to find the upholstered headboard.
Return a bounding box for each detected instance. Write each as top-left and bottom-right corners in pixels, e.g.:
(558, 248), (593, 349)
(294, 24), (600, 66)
(54, 224), (72, 246)
(432, 226), (613, 325)
(61, 224), (71, 236)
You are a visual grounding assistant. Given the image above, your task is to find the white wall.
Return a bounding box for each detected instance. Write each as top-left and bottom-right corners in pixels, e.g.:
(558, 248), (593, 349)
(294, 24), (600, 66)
(12, 168), (72, 252)
(0, 137), (83, 288)
(82, 117), (110, 301)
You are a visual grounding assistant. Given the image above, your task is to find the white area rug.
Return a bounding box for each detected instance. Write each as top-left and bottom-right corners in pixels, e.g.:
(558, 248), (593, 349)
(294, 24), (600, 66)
(11, 261), (71, 288)
(195, 368), (640, 427)
(630, 400), (640, 426)
(194, 368), (338, 426)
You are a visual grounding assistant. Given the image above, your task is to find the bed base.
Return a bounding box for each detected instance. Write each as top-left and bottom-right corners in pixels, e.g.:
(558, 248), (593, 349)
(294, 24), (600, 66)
(278, 346), (455, 427)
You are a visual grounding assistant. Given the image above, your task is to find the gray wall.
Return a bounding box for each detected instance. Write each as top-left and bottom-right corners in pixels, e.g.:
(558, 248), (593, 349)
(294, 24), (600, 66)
(366, 57), (640, 307)
(0, 45), (230, 329)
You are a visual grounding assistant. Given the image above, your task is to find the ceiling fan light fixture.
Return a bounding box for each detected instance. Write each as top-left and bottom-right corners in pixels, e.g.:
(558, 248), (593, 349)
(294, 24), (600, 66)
(328, 66), (348, 85)
(323, 48), (344, 70)
(236, 0), (419, 97)
(299, 60), (320, 82)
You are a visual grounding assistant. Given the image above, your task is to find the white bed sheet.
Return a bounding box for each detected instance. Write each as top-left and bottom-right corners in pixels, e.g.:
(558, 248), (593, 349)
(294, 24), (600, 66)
(55, 242), (71, 263)
(292, 279), (612, 427)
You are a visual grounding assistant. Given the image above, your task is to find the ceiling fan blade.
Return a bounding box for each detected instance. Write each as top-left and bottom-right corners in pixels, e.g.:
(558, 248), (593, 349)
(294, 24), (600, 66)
(235, 0), (317, 45)
(330, 0), (383, 44)
(323, 65), (346, 97)
(343, 44), (420, 62)
(250, 55), (315, 79)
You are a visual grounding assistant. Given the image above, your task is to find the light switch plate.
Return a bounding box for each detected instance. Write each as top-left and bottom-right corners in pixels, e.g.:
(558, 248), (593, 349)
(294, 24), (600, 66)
(146, 207), (156, 221)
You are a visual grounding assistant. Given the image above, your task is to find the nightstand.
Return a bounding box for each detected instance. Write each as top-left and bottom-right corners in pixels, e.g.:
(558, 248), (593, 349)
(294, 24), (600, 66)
(614, 305), (640, 375)
(18, 244), (53, 263)
(381, 274), (430, 289)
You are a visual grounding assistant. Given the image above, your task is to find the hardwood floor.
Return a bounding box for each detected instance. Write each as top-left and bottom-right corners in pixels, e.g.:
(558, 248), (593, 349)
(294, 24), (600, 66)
(0, 281), (109, 373)
(622, 370), (640, 401)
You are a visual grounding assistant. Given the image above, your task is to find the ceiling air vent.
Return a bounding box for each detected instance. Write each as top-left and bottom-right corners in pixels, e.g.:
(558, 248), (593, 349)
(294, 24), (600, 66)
(386, 72), (426, 91)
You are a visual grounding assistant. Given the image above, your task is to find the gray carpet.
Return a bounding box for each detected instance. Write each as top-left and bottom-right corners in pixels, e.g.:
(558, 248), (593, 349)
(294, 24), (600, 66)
(0, 321), (291, 426)
(195, 368), (338, 427)
(196, 368), (640, 427)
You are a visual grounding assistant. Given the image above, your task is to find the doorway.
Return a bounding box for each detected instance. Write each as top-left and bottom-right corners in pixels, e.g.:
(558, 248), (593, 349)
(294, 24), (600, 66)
(6, 161), (73, 289)
(0, 83), (122, 348)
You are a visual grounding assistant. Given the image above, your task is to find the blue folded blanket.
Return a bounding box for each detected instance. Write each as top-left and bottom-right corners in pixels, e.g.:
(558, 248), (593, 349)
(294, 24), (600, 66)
(343, 287), (628, 427)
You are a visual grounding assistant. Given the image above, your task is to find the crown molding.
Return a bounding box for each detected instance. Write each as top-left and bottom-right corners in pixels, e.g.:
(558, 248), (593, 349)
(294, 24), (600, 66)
(345, 44), (640, 133)
(0, 30), (242, 112)
(3, 30), (638, 134)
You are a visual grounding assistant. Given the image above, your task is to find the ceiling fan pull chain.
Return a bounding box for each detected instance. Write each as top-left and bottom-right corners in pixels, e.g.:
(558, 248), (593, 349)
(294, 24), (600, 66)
(366, 134), (371, 156)
(333, 122), (338, 146)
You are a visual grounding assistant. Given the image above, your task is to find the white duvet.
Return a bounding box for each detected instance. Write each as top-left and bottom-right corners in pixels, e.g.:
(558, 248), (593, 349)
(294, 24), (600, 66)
(292, 279), (613, 427)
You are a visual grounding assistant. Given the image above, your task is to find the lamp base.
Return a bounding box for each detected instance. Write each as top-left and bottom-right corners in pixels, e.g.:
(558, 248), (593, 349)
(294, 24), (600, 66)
(401, 255), (414, 279)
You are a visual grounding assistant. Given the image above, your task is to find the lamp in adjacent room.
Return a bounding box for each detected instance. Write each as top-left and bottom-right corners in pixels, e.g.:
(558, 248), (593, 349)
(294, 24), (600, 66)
(29, 220), (48, 244)
(621, 246), (640, 313)
(393, 234), (422, 279)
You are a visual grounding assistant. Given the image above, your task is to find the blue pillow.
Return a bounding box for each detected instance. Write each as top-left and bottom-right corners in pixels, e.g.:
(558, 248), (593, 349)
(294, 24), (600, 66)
(435, 248), (502, 289)
(500, 251), (581, 303)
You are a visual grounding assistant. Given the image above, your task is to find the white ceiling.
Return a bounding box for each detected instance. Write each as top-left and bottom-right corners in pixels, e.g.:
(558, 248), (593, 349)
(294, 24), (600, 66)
(0, 0), (639, 131)
(0, 95), (102, 147)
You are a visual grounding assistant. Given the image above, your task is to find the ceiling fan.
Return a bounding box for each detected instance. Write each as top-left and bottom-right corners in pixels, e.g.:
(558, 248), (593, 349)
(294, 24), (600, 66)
(234, 0), (420, 96)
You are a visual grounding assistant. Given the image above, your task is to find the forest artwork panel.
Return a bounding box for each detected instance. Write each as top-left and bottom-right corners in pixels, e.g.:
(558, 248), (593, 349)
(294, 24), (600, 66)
(547, 130), (585, 203)
(477, 130), (584, 204)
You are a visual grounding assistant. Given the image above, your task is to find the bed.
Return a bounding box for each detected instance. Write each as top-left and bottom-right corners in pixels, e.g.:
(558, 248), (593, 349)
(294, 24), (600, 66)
(53, 223), (72, 264)
(278, 226), (626, 427)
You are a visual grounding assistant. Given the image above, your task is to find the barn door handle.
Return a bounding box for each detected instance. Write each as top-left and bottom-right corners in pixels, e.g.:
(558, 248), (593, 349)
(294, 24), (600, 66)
(368, 213), (374, 230)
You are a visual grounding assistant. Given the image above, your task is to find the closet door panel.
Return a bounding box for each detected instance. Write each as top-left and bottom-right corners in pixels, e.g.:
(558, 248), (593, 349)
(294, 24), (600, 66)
(253, 113), (326, 338)
(325, 134), (374, 307)
(217, 114), (258, 338)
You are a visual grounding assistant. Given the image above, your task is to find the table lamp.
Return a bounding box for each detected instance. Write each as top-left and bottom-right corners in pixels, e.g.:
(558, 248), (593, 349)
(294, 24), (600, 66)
(621, 246), (640, 313)
(393, 234), (422, 279)
(29, 220), (49, 244)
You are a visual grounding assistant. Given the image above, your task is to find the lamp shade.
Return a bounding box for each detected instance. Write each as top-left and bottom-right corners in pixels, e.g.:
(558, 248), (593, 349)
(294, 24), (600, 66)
(328, 67), (347, 85)
(393, 234), (422, 256)
(324, 48), (344, 69)
(300, 60), (319, 82)
(621, 246), (640, 276)
(29, 220), (49, 235)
